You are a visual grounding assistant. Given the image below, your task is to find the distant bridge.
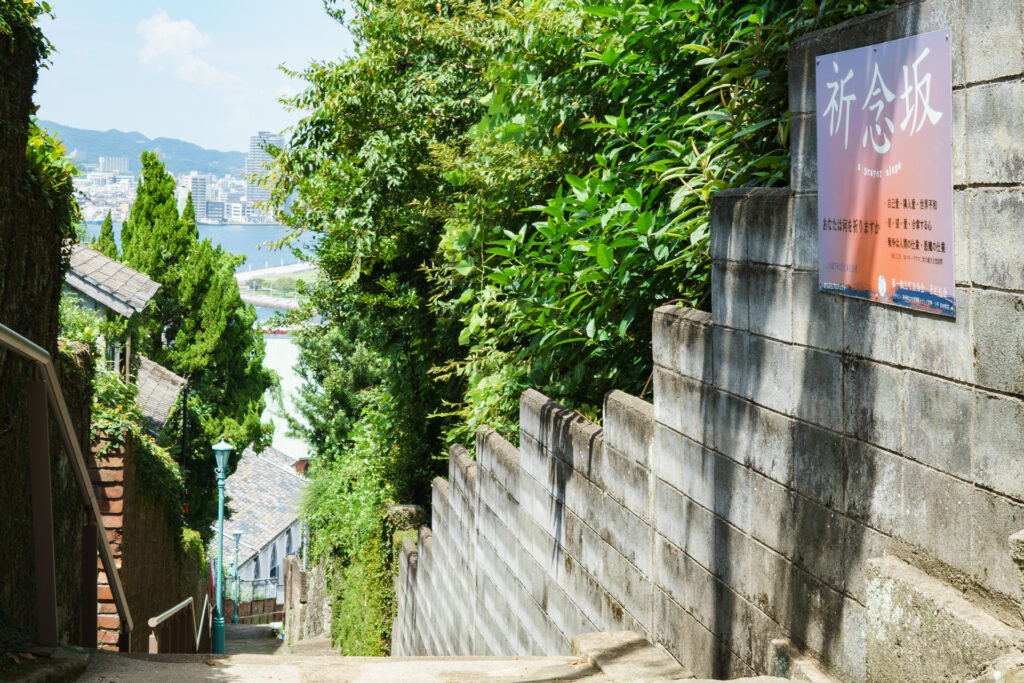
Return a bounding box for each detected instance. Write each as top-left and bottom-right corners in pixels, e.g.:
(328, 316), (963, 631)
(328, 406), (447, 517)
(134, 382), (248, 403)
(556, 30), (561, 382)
(240, 292), (300, 311)
(235, 262), (315, 283)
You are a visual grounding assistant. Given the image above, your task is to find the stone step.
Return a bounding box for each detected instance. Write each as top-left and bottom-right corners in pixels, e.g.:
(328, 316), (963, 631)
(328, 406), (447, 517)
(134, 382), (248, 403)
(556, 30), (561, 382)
(76, 629), (793, 682)
(572, 630), (696, 681)
(867, 556), (1024, 682)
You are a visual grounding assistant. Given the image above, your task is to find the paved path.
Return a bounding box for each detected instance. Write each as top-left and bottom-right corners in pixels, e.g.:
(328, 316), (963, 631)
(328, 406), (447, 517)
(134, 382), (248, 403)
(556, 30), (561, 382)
(75, 652), (608, 681)
(235, 262), (315, 283)
(225, 623), (285, 656)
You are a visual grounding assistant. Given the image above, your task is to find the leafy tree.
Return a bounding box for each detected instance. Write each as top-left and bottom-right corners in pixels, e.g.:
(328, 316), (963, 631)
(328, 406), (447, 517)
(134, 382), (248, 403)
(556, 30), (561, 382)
(92, 210), (118, 258)
(121, 151), (274, 536)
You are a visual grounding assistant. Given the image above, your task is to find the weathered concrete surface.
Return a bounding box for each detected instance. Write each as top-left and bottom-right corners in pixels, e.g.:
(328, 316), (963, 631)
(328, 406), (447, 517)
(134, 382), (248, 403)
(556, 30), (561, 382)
(78, 651), (611, 682)
(572, 630), (694, 681)
(866, 557), (1024, 682)
(769, 639), (839, 683)
(968, 653), (1024, 682)
(0, 646), (90, 682)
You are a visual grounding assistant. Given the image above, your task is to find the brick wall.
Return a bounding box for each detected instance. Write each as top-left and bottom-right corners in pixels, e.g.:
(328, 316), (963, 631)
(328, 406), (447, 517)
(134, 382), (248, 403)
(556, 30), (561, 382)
(90, 433), (209, 652)
(393, 1), (1024, 680)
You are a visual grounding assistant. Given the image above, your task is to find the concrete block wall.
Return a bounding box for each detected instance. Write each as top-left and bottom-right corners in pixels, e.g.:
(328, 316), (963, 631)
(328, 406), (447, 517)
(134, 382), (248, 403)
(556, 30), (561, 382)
(394, 1), (1024, 679)
(393, 390), (659, 659)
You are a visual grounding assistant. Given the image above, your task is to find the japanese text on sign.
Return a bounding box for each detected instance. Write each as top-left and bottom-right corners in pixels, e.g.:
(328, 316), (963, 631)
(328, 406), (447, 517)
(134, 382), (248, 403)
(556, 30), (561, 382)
(816, 29), (954, 317)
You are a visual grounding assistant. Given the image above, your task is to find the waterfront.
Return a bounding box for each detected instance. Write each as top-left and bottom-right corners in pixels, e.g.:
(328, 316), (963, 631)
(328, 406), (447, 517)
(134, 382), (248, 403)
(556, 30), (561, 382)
(84, 220), (311, 460)
(84, 221), (312, 272)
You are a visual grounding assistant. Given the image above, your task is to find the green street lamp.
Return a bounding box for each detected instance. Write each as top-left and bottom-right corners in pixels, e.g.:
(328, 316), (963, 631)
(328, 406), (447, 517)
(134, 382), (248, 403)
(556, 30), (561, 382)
(211, 438), (234, 654)
(232, 531), (241, 624)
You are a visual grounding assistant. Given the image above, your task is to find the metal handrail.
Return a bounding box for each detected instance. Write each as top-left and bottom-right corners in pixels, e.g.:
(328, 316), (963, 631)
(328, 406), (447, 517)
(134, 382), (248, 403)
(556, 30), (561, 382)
(147, 593), (210, 653)
(194, 592), (210, 651)
(0, 322), (134, 640)
(148, 596), (193, 629)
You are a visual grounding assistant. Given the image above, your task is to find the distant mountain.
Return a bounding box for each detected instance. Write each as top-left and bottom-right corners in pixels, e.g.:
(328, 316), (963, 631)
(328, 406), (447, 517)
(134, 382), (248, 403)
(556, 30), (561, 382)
(38, 120), (247, 176)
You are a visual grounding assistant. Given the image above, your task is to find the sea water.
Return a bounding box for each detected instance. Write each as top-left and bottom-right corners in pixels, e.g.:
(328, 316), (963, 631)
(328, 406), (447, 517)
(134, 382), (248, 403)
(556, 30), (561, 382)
(83, 221), (314, 460)
(83, 221), (314, 272)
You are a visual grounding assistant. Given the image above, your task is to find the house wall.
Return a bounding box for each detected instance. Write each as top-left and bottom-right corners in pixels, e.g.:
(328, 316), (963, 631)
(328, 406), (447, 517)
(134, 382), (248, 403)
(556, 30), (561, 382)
(90, 433), (209, 652)
(392, 1), (1024, 680)
(236, 520), (303, 592)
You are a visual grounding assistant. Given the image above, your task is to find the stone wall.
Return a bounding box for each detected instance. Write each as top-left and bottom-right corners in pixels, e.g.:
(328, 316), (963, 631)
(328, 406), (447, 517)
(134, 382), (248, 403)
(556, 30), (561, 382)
(0, 8), (86, 643)
(283, 555), (332, 644)
(394, 1), (1024, 680)
(90, 434), (209, 652)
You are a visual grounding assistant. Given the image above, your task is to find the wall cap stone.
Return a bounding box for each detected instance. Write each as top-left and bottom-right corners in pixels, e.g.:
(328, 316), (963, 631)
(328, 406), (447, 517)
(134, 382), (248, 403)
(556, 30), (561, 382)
(571, 630), (695, 681)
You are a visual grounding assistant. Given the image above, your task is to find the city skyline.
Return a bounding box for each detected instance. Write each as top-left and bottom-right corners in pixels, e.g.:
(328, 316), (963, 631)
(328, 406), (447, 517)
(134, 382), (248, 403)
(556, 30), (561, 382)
(76, 129), (285, 225)
(35, 2), (355, 152)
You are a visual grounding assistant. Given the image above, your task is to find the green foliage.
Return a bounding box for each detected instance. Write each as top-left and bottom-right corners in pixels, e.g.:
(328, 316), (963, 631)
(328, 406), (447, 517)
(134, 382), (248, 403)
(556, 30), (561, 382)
(301, 388), (400, 564)
(90, 363), (189, 545)
(58, 295), (103, 355)
(0, 2), (53, 67)
(327, 530), (394, 654)
(179, 528), (207, 577)
(24, 119), (80, 244)
(119, 151), (274, 538)
(272, 0), (894, 653)
(92, 211), (118, 259)
(122, 152), (188, 279)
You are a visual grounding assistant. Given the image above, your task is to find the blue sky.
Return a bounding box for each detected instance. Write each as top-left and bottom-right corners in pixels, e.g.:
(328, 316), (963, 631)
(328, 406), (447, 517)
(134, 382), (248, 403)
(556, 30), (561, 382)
(35, 1), (354, 152)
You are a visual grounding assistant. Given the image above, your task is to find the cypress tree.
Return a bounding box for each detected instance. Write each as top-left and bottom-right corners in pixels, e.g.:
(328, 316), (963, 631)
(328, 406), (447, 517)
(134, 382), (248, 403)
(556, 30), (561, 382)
(121, 151), (181, 275)
(92, 210), (118, 258)
(121, 151), (274, 536)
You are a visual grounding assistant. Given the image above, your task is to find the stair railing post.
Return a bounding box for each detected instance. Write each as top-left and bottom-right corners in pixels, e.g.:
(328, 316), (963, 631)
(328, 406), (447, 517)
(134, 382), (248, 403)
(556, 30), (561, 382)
(28, 374), (58, 647)
(80, 515), (97, 648)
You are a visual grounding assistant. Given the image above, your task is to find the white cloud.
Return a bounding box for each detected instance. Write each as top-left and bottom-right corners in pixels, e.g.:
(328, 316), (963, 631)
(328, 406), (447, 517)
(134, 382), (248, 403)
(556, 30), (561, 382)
(137, 10), (236, 87)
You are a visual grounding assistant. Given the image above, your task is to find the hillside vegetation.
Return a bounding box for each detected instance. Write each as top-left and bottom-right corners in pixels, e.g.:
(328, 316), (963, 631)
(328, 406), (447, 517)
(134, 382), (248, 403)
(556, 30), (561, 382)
(38, 120), (246, 175)
(268, 0), (894, 653)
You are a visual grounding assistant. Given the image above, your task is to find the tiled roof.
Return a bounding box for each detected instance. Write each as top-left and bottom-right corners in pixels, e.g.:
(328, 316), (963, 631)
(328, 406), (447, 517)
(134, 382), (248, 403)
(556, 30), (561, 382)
(136, 357), (185, 436)
(65, 243), (160, 317)
(257, 446), (297, 471)
(216, 447), (306, 564)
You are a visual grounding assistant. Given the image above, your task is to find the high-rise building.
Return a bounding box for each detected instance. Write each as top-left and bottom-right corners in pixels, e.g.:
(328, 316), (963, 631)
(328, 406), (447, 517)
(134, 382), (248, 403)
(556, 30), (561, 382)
(98, 156), (130, 174)
(245, 131), (285, 211)
(188, 175), (208, 221)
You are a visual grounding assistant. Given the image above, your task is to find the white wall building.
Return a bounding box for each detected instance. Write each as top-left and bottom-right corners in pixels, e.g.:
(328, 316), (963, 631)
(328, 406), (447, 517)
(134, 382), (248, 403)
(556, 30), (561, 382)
(98, 156), (130, 174)
(214, 447), (306, 602)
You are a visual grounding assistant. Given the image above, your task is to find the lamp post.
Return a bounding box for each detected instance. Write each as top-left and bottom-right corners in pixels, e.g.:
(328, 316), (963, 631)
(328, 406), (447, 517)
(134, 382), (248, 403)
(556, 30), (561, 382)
(211, 438), (234, 655)
(232, 531), (241, 624)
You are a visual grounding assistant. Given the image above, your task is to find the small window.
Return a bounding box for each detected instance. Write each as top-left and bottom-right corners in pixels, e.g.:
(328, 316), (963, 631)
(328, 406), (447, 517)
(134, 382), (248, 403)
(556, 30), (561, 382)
(270, 546), (278, 581)
(285, 529), (292, 556)
(254, 555), (260, 579)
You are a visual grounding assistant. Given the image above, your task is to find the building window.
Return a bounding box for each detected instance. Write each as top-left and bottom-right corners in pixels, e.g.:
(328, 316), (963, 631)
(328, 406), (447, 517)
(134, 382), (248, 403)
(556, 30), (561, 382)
(285, 529), (292, 556)
(270, 546), (278, 581)
(254, 555), (260, 579)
